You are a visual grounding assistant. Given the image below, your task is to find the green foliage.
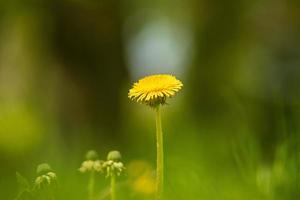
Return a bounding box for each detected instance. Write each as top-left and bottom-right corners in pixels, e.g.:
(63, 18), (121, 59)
(15, 172), (33, 200)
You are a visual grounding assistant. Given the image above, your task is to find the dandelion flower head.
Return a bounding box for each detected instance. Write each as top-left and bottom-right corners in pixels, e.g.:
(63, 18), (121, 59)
(128, 74), (183, 107)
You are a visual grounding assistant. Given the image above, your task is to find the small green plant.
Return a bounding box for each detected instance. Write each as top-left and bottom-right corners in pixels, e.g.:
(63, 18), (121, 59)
(79, 150), (125, 200)
(34, 163), (58, 200)
(103, 150), (125, 200)
(15, 163), (57, 200)
(79, 150), (103, 200)
(15, 172), (34, 200)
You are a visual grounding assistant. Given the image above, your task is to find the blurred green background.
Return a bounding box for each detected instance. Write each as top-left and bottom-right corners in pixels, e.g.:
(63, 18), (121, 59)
(0, 0), (300, 199)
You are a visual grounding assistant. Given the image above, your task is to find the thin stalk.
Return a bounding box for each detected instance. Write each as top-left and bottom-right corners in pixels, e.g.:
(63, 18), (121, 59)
(155, 105), (164, 200)
(88, 170), (95, 200)
(110, 173), (116, 200)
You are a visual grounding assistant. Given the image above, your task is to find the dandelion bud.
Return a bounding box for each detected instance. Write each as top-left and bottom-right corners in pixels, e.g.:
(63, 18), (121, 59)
(107, 151), (122, 162)
(36, 163), (52, 176)
(86, 150), (99, 161)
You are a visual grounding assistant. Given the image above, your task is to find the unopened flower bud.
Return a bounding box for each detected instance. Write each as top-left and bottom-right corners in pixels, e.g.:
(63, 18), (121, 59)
(86, 150), (99, 161)
(37, 163), (52, 176)
(107, 151), (122, 162)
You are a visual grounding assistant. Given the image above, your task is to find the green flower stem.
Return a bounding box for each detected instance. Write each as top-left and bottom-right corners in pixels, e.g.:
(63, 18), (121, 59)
(88, 170), (95, 200)
(110, 173), (116, 200)
(155, 105), (164, 200)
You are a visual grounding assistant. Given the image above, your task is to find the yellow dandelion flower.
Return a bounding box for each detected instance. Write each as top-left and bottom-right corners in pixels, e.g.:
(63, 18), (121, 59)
(128, 74), (183, 107)
(128, 74), (183, 200)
